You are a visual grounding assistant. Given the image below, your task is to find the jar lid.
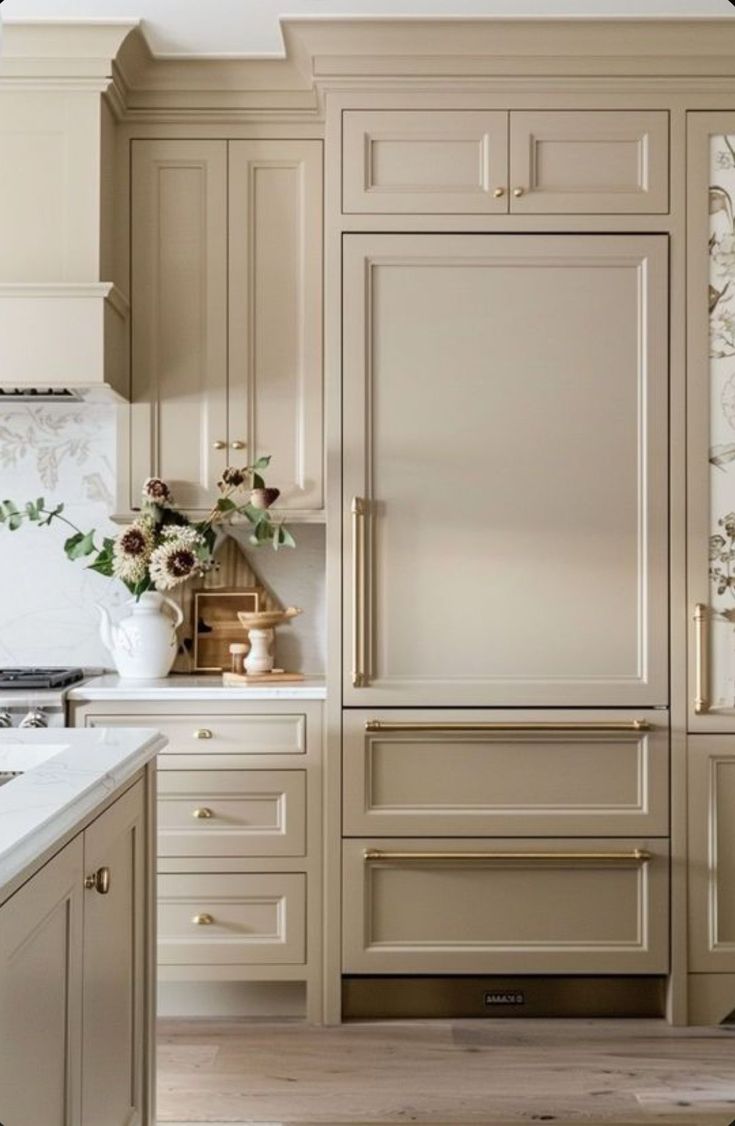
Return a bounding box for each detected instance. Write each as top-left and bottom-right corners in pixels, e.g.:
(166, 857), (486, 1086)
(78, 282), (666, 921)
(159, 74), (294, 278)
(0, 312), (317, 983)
(229, 642), (248, 654)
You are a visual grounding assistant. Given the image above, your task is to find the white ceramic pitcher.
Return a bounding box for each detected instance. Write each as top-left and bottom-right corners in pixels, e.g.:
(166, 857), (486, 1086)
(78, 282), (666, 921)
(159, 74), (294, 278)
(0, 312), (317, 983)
(97, 592), (184, 679)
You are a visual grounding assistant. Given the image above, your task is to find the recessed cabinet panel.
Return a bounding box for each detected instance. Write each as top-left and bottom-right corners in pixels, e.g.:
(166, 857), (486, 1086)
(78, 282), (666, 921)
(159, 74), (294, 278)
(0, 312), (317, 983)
(343, 234), (669, 706)
(688, 737), (735, 971)
(81, 779), (145, 1126)
(158, 873), (306, 965)
(158, 769), (306, 857)
(343, 838), (669, 975)
(131, 140), (228, 510)
(343, 709), (669, 837)
(229, 142), (323, 510)
(510, 111), (669, 213)
(342, 110), (509, 213)
(0, 838), (84, 1126)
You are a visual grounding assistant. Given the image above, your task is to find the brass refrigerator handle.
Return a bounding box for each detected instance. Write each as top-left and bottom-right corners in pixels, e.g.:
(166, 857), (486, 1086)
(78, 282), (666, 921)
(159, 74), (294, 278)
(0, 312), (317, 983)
(364, 720), (651, 734)
(352, 497), (368, 688)
(694, 603), (710, 715)
(363, 848), (652, 865)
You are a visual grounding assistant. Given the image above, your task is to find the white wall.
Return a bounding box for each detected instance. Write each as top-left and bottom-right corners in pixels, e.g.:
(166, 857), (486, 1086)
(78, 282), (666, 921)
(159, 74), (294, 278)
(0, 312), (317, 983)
(3, 0), (731, 57)
(0, 402), (326, 673)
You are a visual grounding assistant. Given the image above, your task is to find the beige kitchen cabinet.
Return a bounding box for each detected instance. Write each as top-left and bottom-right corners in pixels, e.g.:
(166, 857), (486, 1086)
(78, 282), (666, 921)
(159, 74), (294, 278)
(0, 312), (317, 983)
(74, 698), (324, 1021)
(0, 836), (84, 1126)
(688, 736), (735, 972)
(129, 137), (323, 515)
(343, 232), (669, 707)
(81, 778), (146, 1126)
(343, 837), (669, 975)
(0, 776), (151, 1126)
(343, 709), (670, 838)
(342, 109), (668, 214)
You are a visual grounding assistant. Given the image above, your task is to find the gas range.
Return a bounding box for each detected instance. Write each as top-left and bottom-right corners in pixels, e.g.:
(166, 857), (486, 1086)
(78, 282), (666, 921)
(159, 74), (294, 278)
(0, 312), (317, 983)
(0, 667), (86, 728)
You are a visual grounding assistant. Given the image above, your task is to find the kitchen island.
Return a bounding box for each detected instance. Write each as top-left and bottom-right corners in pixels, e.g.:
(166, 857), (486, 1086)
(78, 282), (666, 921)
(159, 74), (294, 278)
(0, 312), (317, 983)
(0, 726), (165, 1126)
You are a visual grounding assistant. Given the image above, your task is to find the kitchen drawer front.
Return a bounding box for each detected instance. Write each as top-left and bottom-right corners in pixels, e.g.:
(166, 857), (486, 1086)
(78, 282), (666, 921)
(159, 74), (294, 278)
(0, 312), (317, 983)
(158, 873), (305, 965)
(342, 110), (509, 213)
(158, 770), (306, 858)
(343, 838), (668, 975)
(343, 710), (669, 837)
(509, 110), (669, 214)
(85, 713), (306, 758)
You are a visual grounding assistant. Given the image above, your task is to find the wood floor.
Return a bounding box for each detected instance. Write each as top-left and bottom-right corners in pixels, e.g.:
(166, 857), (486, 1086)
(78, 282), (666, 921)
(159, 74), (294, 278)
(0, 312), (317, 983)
(157, 1018), (735, 1125)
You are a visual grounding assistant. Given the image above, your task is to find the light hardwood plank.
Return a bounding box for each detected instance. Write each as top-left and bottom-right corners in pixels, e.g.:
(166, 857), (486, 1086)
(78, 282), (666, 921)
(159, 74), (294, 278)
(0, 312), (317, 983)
(157, 1019), (735, 1124)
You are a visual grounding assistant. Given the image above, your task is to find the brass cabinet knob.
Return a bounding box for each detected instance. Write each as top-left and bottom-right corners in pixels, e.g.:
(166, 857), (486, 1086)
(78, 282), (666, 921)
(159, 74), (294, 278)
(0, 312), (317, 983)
(513, 186), (525, 198)
(213, 440), (226, 450)
(230, 440), (246, 451)
(193, 807), (213, 820)
(192, 913), (214, 926)
(493, 187), (505, 198)
(193, 728), (213, 740)
(84, 867), (111, 895)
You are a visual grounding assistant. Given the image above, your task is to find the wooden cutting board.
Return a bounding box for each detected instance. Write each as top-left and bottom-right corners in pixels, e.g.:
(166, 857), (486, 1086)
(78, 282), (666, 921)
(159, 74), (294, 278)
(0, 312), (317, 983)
(222, 670), (305, 686)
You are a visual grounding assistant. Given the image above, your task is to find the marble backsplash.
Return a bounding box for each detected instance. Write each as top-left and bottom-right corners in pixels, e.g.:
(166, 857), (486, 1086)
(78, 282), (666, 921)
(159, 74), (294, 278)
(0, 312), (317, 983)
(0, 403), (326, 673)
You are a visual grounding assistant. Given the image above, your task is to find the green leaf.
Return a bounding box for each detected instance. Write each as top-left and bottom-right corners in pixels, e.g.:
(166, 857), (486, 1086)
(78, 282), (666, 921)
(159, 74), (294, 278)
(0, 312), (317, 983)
(64, 530), (96, 560)
(25, 501), (39, 522)
(7, 513), (22, 531)
(279, 525), (296, 549)
(2, 500), (19, 516)
(252, 455), (271, 470)
(87, 537), (115, 577)
(216, 497), (237, 513)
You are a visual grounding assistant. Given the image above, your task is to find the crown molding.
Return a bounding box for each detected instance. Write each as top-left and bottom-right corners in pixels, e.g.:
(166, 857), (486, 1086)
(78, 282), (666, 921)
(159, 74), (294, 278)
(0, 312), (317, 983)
(6, 17), (735, 118)
(0, 20), (141, 81)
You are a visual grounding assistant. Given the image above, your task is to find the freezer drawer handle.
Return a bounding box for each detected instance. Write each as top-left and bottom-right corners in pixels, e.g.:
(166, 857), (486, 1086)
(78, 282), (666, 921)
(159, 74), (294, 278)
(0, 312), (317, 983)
(363, 720), (652, 734)
(363, 848), (652, 865)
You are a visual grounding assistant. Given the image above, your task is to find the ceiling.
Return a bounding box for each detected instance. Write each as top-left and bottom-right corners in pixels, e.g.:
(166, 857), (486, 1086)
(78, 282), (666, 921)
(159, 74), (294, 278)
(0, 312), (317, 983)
(2, 0), (733, 57)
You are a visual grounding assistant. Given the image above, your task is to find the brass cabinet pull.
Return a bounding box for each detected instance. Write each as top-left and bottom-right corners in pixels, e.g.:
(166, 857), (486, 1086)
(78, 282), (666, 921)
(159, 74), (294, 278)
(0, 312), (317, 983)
(230, 440), (246, 450)
(363, 848), (652, 865)
(193, 728), (213, 740)
(493, 187), (505, 198)
(192, 807), (213, 820)
(213, 440), (226, 450)
(513, 186), (525, 197)
(352, 497), (368, 687)
(192, 913), (214, 926)
(364, 720), (651, 734)
(694, 603), (710, 714)
(84, 866), (111, 894)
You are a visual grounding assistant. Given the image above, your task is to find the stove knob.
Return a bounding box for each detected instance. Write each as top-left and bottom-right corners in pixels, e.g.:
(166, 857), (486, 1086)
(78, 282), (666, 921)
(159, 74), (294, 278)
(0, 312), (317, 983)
(20, 708), (48, 729)
(0, 711), (12, 728)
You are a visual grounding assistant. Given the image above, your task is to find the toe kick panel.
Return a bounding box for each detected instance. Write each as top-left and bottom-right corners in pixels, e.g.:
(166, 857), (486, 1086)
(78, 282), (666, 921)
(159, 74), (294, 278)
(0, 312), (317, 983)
(342, 838), (669, 975)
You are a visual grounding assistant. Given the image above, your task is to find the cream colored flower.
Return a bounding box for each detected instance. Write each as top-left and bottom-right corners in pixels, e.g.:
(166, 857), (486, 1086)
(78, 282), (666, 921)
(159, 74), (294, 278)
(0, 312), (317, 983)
(112, 521), (153, 585)
(149, 532), (205, 591)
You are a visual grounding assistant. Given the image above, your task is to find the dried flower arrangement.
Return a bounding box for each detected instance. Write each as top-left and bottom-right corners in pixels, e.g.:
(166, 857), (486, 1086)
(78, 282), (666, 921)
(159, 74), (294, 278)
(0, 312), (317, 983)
(0, 456), (293, 598)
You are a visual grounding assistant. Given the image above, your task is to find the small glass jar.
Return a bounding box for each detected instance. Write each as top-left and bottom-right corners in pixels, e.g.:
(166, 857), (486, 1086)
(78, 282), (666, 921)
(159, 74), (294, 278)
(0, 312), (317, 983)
(229, 642), (248, 675)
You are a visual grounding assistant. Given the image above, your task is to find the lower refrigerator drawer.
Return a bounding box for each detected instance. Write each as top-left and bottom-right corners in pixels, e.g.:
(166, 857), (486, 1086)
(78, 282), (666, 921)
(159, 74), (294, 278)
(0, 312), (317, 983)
(342, 838), (669, 975)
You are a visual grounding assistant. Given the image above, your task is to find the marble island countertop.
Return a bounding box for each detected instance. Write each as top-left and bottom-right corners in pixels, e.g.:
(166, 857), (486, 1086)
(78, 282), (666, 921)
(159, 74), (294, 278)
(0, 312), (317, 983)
(0, 727), (165, 899)
(69, 673), (326, 701)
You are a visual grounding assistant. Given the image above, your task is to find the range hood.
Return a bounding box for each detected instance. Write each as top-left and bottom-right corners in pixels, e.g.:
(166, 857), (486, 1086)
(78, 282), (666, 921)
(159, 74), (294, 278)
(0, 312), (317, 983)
(0, 283), (129, 403)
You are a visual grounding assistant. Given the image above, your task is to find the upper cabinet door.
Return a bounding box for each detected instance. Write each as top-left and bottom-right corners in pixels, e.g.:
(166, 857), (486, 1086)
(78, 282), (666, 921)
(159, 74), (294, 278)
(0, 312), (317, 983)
(229, 141), (323, 512)
(342, 110), (509, 213)
(509, 111), (669, 214)
(131, 140), (228, 512)
(688, 115), (735, 730)
(343, 233), (668, 707)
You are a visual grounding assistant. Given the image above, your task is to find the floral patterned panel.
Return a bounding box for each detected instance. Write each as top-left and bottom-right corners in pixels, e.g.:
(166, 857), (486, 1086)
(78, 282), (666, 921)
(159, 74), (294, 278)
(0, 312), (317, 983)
(0, 403), (123, 667)
(708, 137), (735, 706)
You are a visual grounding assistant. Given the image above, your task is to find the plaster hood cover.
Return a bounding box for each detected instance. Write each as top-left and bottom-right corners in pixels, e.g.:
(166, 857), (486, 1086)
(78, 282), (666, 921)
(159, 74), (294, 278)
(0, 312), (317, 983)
(0, 283), (130, 403)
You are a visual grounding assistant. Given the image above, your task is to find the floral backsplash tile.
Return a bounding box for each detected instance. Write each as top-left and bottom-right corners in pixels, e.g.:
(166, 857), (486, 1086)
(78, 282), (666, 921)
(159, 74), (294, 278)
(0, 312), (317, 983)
(0, 403), (123, 667)
(0, 403), (326, 673)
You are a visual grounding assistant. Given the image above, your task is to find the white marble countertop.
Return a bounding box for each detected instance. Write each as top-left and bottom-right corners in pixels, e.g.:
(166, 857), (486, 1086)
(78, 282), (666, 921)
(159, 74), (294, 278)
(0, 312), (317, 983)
(0, 727), (166, 898)
(69, 673), (327, 701)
